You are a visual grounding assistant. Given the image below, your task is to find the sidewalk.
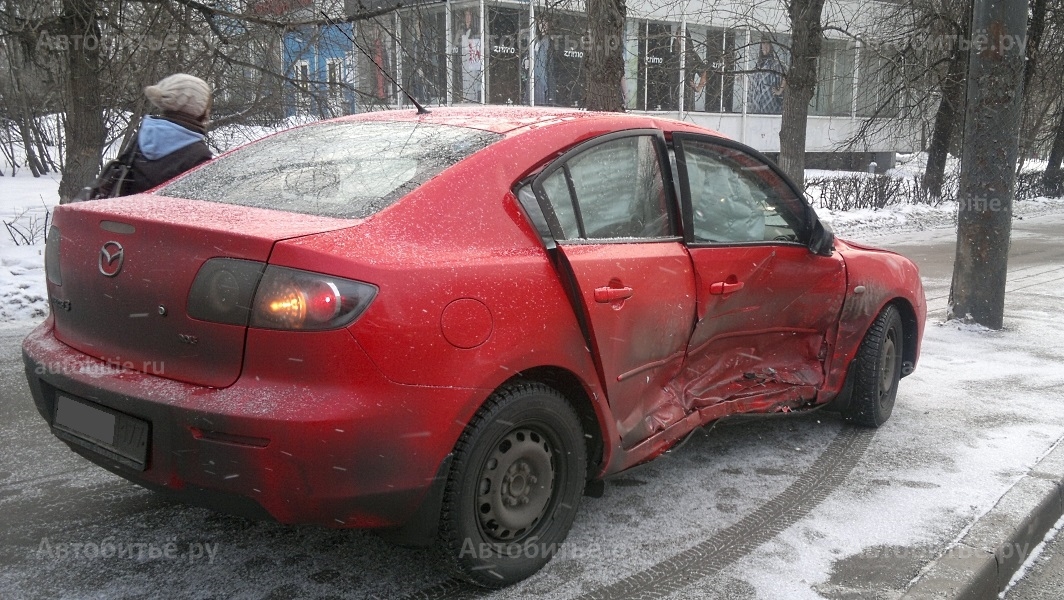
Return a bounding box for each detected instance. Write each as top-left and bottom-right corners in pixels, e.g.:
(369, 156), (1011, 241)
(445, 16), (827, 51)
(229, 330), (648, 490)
(848, 213), (1064, 600)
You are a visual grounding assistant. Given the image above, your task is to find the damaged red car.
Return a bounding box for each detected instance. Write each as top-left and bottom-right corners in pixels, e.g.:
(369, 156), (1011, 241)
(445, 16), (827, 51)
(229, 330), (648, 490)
(24, 107), (925, 587)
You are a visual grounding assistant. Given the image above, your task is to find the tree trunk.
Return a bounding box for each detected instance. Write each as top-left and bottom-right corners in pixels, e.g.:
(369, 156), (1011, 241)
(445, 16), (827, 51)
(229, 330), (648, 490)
(1016, 0), (1047, 174)
(776, 0), (826, 189)
(1045, 107), (1064, 197)
(1023, 0), (1046, 97)
(948, 0), (1027, 329)
(16, 116), (42, 177)
(922, 45), (967, 197)
(57, 0), (106, 203)
(32, 119), (56, 173)
(584, 0), (626, 112)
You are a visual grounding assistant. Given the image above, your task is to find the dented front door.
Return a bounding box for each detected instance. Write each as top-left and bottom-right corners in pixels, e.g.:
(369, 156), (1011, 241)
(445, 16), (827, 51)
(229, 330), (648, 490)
(672, 134), (847, 416)
(530, 132), (697, 448)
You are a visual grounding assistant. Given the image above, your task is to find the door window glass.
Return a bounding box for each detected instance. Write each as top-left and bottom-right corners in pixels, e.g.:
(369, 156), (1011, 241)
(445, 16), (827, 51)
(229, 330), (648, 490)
(540, 169), (579, 238)
(678, 140), (804, 244)
(537, 135), (672, 240)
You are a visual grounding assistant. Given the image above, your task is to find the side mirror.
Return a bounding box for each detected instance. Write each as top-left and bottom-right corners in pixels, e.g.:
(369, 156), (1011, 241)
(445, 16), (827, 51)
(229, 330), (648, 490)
(808, 218), (835, 257)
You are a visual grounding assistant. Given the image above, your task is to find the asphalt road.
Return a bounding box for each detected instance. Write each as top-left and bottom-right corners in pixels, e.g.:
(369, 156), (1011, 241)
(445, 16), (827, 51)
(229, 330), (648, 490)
(1, 213), (1063, 599)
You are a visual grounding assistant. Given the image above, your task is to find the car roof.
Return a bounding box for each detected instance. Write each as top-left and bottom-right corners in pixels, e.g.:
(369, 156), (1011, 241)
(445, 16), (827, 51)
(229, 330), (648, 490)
(335, 106), (727, 138)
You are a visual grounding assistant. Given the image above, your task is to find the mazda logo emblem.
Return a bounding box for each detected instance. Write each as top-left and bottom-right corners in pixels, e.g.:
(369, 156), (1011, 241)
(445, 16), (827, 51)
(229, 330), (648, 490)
(99, 241), (125, 277)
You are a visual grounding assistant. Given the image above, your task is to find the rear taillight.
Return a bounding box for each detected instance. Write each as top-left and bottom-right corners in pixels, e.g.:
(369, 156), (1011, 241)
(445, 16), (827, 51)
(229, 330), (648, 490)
(187, 258), (266, 326)
(189, 260), (376, 330)
(45, 226), (62, 286)
(249, 266), (377, 331)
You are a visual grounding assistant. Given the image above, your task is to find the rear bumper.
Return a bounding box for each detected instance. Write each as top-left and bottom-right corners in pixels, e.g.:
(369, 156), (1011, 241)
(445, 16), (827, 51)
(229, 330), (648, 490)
(22, 318), (479, 530)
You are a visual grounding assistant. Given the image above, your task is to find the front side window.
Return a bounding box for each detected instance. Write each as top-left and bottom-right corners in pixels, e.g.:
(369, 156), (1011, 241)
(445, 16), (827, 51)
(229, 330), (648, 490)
(676, 138), (805, 244)
(161, 121), (500, 219)
(535, 135), (673, 241)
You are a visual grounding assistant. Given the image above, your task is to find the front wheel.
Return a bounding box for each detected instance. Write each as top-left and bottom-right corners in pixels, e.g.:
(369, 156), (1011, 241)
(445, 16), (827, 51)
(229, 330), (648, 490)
(438, 382), (587, 588)
(844, 304), (904, 427)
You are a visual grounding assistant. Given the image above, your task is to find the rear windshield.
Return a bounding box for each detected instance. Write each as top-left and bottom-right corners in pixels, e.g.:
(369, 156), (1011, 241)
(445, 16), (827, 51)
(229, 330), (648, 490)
(160, 121), (500, 219)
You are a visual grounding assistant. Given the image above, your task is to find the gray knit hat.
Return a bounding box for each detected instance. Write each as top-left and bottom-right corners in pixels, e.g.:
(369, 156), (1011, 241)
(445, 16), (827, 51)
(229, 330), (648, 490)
(144, 74), (211, 120)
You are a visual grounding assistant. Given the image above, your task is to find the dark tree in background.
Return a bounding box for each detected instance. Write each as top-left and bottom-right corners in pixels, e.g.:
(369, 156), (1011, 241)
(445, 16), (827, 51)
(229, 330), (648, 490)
(922, 1), (970, 198)
(1047, 109), (1064, 195)
(776, 0), (826, 189)
(584, 0), (625, 111)
(57, 0), (106, 202)
(948, 0), (1028, 329)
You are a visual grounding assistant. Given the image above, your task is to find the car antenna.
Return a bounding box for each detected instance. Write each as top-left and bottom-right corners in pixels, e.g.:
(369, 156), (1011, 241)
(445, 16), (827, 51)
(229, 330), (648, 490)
(321, 10), (431, 115)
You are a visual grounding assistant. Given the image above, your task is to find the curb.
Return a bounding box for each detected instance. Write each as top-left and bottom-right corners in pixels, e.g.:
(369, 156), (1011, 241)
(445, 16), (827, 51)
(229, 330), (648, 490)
(902, 441), (1064, 599)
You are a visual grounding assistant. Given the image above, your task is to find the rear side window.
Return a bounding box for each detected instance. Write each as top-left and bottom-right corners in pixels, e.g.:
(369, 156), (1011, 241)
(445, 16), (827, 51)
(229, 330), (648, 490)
(160, 121), (500, 219)
(534, 135), (673, 240)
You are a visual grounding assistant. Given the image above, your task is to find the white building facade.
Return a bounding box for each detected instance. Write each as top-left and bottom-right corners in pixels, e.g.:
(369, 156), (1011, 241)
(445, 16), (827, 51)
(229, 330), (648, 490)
(343, 0), (915, 167)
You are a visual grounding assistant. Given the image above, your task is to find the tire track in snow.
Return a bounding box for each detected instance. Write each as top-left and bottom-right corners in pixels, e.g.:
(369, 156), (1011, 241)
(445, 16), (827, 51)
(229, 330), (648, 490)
(573, 426), (875, 600)
(401, 426), (875, 600)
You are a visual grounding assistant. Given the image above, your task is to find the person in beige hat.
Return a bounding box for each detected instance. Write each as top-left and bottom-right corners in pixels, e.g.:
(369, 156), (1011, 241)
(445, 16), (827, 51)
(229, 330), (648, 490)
(123, 73), (214, 195)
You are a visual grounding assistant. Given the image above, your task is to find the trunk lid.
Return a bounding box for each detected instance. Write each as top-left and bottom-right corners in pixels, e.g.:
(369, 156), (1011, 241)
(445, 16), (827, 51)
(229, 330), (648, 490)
(49, 196), (355, 388)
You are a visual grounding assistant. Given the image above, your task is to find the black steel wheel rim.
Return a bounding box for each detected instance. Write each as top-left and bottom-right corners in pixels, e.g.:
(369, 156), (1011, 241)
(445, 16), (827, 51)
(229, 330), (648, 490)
(475, 427), (556, 543)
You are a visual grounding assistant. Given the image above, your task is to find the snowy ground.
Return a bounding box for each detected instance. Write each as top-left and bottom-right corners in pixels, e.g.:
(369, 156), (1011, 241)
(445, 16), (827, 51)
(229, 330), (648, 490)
(0, 172), (58, 322)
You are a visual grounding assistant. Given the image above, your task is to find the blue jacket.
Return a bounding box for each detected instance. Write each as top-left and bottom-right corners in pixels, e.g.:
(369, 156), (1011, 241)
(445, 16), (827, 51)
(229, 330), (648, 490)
(126, 114), (211, 194)
(137, 116), (205, 160)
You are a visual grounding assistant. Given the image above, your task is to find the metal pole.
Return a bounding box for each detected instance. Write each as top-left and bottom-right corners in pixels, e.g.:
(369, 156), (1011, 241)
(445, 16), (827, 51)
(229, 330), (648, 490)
(446, 0), (453, 105)
(529, 1), (536, 106)
(480, 0), (487, 104)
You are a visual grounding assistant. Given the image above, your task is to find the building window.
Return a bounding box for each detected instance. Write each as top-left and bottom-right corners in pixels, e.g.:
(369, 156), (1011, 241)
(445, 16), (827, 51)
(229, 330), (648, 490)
(747, 34), (788, 115)
(812, 39), (856, 117)
(486, 6), (527, 105)
(327, 59), (342, 90)
(856, 47), (903, 118)
(452, 5), (483, 103)
(642, 22), (682, 111)
(294, 59), (311, 114)
(685, 27), (739, 113)
(355, 18), (397, 109)
(530, 5), (586, 108)
(400, 8), (447, 105)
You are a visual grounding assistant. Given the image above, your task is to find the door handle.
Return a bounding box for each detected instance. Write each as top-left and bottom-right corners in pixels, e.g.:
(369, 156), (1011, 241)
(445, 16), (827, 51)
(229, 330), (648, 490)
(594, 286), (634, 303)
(709, 279), (745, 295)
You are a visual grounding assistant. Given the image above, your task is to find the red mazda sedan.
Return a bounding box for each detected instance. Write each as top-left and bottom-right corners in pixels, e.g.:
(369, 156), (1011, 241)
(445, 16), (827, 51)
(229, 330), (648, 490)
(24, 107), (925, 587)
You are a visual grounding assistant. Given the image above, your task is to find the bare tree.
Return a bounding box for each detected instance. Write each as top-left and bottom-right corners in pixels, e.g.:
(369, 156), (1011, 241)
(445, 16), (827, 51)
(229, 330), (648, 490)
(0, 0), (411, 200)
(584, 0), (625, 111)
(55, 0), (108, 201)
(1046, 108), (1064, 195)
(921, 2), (970, 198)
(775, 0), (825, 188)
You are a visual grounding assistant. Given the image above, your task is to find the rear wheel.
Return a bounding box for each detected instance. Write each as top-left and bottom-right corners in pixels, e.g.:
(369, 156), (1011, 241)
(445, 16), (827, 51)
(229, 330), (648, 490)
(438, 382), (586, 588)
(845, 304), (904, 427)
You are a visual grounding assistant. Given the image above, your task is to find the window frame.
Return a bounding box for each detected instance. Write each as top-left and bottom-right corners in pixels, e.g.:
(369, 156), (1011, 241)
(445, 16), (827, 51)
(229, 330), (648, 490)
(527, 129), (682, 244)
(672, 133), (814, 248)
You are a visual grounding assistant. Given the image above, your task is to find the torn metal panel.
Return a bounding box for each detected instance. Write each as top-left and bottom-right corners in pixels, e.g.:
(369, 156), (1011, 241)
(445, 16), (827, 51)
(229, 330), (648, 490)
(680, 244), (846, 413)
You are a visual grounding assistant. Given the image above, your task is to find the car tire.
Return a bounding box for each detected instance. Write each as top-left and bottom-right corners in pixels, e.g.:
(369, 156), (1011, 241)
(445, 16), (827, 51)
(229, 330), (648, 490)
(845, 304), (904, 428)
(438, 381), (587, 588)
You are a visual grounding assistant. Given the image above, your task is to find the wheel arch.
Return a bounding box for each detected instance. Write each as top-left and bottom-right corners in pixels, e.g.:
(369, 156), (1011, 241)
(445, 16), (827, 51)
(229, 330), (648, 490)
(381, 367), (606, 548)
(887, 297), (920, 377)
(823, 296), (918, 413)
(502, 367), (608, 479)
